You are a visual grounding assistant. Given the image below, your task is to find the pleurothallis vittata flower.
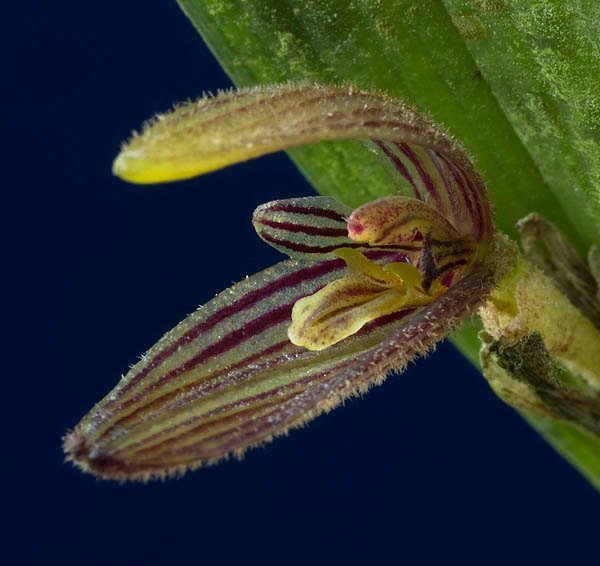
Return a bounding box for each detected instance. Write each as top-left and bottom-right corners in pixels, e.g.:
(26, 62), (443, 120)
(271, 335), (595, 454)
(63, 83), (600, 481)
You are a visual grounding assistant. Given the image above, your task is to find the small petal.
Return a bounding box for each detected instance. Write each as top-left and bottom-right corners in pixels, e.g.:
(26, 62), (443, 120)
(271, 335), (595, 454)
(346, 195), (478, 280)
(252, 196), (356, 259)
(347, 196), (461, 245)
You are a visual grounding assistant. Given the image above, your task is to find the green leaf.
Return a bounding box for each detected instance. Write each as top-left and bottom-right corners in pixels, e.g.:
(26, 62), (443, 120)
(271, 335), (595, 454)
(443, 0), (600, 249)
(525, 414), (600, 491)
(175, 0), (600, 486)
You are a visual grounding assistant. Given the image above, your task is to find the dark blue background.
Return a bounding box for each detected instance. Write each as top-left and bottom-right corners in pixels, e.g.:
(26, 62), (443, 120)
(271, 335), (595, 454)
(7, 1), (597, 564)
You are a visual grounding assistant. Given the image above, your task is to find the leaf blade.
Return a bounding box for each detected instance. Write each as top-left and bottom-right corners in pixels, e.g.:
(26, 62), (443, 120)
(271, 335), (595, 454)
(443, 0), (600, 247)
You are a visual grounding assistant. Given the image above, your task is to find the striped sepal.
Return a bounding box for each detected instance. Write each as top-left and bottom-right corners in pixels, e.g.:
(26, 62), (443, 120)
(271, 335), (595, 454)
(112, 84), (493, 248)
(373, 141), (492, 244)
(252, 196), (357, 259)
(64, 250), (428, 481)
(112, 83), (465, 186)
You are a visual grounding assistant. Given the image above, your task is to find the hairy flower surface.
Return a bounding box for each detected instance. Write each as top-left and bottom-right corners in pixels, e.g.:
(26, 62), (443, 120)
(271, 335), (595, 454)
(65, 84), (496, 481)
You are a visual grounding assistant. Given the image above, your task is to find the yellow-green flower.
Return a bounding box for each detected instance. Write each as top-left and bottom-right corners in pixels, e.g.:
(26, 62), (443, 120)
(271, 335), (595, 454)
(64, 84), (498, 481)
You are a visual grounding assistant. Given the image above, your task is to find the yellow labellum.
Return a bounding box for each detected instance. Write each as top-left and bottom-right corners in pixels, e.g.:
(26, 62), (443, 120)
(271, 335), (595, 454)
(289, 248), (446, 351)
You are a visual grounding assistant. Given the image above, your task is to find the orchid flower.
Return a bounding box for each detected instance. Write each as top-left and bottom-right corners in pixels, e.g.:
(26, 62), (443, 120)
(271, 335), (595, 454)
(64, 84), (599, 482)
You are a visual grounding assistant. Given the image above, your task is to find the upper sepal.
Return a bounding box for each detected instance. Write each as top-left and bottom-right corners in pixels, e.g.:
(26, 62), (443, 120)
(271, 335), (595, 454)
(112, 83), (493, 248)
(113, 82), (459, 184)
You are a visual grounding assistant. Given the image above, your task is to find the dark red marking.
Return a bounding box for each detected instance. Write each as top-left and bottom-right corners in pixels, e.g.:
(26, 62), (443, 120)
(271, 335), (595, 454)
(263, 203), (347, 222)
(257, 218), (349, 238)
(396, 142), (441, 207)
(373, 140), (423, 200)
(112, 259), (345, 400)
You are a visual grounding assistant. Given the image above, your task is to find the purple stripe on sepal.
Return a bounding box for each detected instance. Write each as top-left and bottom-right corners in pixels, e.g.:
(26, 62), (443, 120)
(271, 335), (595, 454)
(111, 258), (346, 400)
(96, 339), (296, 445)
(111, 303), (418, 445)
(253, 196), (358, 259)
(73, 305), (423, 476)
(90, 248), (408, 431)
(396, 142), (441, 207)
(373, 140), (423, 200)
(260, 203), (348, 222)
(427, 149), (461, 222)
(460, 164), (491, 242)
(438, 153), (482, 240)
(111, 305), (296, 415)
(259, 232), (364, 254)
(68, 259), (494, 480)
(256, 218), (349, 238)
